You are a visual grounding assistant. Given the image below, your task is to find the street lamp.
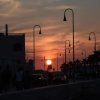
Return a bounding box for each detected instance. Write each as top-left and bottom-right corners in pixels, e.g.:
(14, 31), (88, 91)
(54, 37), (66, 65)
(43, 56), (46, 71)
(76, 41), (86, 59)
(63, 8), (75, 64)
(81, 49), (87, 59)
(33, 25), (42, 70)
(65, 40), (71, 64)
(89, 32), (96, 52)
(57, 52), (62, 71)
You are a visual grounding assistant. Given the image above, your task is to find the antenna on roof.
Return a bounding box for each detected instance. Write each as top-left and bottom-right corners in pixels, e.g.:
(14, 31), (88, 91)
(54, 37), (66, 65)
(5, 24), (8, 36)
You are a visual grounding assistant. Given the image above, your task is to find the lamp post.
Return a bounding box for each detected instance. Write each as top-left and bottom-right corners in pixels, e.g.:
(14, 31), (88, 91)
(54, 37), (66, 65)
(89, 32), (96, 52)
(43, 56), (46, 70)
(57, 53), (58, 71)
(65, 40), (71, 64)
(33, 25), (42, 70)
(63, 8), (75, 64)
(56, 52), (62, 71)
(76, 41), (86, 59)
(81, 49), (87, 59)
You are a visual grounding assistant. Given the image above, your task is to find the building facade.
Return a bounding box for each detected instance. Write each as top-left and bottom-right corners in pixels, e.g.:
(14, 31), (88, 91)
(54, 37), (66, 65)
(0, 32), (25, 71)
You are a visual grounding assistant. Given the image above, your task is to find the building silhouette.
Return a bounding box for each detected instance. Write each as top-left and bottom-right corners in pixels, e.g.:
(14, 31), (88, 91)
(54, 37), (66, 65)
(0, 24), (25, 71)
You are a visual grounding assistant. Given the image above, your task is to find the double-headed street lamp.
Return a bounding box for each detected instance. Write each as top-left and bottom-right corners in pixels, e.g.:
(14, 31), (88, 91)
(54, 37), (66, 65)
(63, 8), (75, 63)
(88, 32), (96, 52)
(65, 40), (71, 64)
(33, 25), (42, 70)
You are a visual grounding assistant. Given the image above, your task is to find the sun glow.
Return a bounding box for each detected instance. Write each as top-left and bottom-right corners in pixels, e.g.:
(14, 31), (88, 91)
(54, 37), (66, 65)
(46, 59), (52, 65)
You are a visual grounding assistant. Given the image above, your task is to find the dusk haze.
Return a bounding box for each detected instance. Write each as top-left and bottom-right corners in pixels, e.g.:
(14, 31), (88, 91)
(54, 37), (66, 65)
(0, 0), (100, 99)
(0, 0), (99, 70)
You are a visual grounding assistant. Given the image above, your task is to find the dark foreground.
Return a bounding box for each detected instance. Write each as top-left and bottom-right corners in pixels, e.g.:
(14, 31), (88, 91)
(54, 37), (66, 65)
(72, 94), (100, 100)
(0, 79), (100, 100)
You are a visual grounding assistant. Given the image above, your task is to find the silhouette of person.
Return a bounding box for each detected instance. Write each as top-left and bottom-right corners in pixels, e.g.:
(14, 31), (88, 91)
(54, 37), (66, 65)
(23, 70), (32, 89)
(1, 65), (12, 92)
(15, 67), (24, 90)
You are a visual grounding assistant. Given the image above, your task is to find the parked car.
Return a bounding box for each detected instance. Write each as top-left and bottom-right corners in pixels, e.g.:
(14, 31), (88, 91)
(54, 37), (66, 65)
(52, 75), (68, 84)
(31, 73), (48, 87)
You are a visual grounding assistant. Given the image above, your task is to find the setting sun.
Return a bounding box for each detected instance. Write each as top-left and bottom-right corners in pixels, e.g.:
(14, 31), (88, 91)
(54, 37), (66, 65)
(46, 59), (52, 65)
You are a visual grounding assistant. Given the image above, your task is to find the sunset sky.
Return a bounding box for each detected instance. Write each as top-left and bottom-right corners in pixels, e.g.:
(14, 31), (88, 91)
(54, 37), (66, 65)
(0, 0), (100, 70)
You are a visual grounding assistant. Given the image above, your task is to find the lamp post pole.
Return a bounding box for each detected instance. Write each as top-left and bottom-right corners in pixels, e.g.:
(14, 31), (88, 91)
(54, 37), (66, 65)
(81, 49), (87, 59)
(43, 56), (45, 70)
(89, 32), (96, 52)
(57, 53), (58, 71)
(65, 40), (71, 64)
(56, 50), (62, 71)
(63, 8), (75, 64)
(76, 41), (87, 59)
(33, 25), (42, 70)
